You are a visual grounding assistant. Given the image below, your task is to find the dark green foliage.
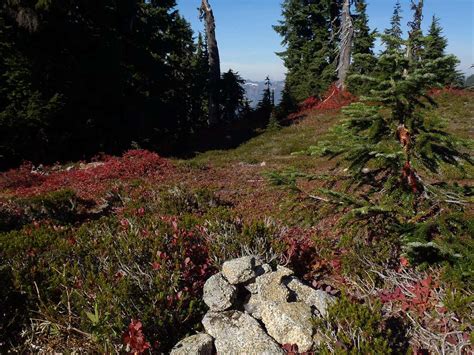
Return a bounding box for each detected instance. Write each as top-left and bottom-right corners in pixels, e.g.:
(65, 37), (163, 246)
(423, 16), (463, 87)
(382, 0), (403, 52)
(219, 70), (247, 122)
(0, 0), (198, 167)
(276, 3), (473, 289)
(347, 0), (377, 95)
(315, 295), (402, 354)
(274, 0), (339, 103)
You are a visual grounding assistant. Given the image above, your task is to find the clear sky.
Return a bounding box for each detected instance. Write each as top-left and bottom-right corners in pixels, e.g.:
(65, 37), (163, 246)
(176, 0), (473, 81)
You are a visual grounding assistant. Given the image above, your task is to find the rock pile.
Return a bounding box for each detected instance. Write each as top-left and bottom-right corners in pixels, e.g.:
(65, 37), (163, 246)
(171, 256), (335, 354)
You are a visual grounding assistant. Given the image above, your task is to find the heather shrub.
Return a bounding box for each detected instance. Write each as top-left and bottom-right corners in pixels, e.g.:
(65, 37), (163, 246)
(0, 215), (215, 353)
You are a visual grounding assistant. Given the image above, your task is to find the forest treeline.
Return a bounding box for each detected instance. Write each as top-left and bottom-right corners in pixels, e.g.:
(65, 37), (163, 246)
(0, 0), (463, 169)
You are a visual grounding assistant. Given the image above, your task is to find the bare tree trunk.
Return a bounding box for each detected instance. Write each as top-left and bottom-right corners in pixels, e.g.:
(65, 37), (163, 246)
(336, 0), (354, 90)
(200, 0), (221, 125)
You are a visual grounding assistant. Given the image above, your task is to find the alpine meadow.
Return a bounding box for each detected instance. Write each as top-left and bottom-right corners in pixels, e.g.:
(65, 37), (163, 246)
(0, 0), (473, 353)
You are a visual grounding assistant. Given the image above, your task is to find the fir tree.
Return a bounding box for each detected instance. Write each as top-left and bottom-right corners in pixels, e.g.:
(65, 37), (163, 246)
(347, 0), (377, 94)
(423, 16), (463, 86)
(274, 0), (339, 102)
(219, 70), (246, 122)
(278, 12), (472, 271)
(257, 76), (274, 113)
(383, 0), (403, 53)
(190, 33), (210, 128)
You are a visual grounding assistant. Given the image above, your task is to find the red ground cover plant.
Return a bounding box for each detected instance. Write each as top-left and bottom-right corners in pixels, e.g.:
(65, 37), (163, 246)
(0, 150), (172, 201)
(429, 86), (472, 97)
(380, 276), (436, 315)
(122, 319), (151, 354)
(289, 84), (357, 120)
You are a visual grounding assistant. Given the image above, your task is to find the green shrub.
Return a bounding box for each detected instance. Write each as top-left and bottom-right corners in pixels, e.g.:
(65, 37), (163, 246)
(314, 295), (407, 354)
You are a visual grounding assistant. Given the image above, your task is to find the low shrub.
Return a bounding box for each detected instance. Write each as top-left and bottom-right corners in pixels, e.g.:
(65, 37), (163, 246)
(314, 295), (407, 354)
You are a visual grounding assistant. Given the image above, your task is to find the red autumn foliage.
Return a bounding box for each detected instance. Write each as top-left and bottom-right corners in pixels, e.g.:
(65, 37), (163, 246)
(291, 84), (357, 119)
(122, 319), (151, 354)
(380, 276), (436, 315)
(0, 150), (172, 201)
(428, 87), (471, 97)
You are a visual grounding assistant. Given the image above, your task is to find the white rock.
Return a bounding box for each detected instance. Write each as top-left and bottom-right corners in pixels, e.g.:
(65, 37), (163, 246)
(170, 333), (214, 355)
(203, 273), (237, 311)
(222, 256), (258, 284)
(285, 278), (335, 317)
(202, 311), (284, 354)
(260, 301), (314, 352)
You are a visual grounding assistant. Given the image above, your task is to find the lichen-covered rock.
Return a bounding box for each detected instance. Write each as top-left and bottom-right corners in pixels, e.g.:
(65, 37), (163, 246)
(222, 256), (258, 284)
(285, 277), (335, 317)
(256, 265), (293, 302)
(202, 311), (284, 354)
(244, 263), (272, 294)
(203, 273), (237, 311)
(170, 333), (214, 355)
(260, 301), (313, 352)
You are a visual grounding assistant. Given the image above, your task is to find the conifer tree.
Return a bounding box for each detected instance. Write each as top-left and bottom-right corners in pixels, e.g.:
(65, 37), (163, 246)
(190, 33), (210, 128)
(277, 9), (472, 269)
(423, 16), (463, 86)
(257, 76), (274, 113)
(274, 0), (339, 102)
(219, 70), (246, 122)
(347, 0), (377, 94)
(383, 0), (403, 53)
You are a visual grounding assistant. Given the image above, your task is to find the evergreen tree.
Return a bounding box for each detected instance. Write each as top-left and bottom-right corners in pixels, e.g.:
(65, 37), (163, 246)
(274, 0), (339, 102)
(278, 12), (472, 271)
(382, 0), (403, 53)
(257, 76), (274, 113)
(423, 16), (463, 86)
(219, 70), (246, 122)
(190, 33), (210, 129)
(0, 0), (196, 168)
(347, 0), (377, 94)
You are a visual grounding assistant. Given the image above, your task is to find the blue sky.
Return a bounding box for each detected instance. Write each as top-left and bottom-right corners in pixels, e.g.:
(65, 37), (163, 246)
(176, 0), (473, 81)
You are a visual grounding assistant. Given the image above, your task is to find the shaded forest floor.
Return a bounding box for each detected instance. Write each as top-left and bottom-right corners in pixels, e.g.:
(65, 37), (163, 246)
(1, 90), (473, 353)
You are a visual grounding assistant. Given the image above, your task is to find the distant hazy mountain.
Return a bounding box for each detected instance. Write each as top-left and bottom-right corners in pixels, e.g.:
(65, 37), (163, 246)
(243, 80), (285, 108)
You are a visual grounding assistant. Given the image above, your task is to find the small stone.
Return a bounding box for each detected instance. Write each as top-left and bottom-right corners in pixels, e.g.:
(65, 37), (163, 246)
(261, 301), (314, 352)
(203, 273), (237, 311)
(222, 256), (257, 284)
(202, 311), (284, 354)
(285, 278), (335, 317)
(170, 333), (214, 355)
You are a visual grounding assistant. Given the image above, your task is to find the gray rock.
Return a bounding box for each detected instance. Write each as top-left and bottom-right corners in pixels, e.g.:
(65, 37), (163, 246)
(170, 333), (214, 355)
(244, 263), (273, 294)
(203, 273), (237, 311)
(256, 265), (293, 302)
(243, 293), (262, 320)
(222, 256), (258, 284)
(260, 301), (314, 352)
(202, 311), (284, 354)
(285, 277), (335, 317)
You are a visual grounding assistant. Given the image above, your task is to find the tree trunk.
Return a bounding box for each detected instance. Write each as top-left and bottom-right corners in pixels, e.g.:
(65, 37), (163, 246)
(336, 0), (354, 90)
(200, 0), (221, 125)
